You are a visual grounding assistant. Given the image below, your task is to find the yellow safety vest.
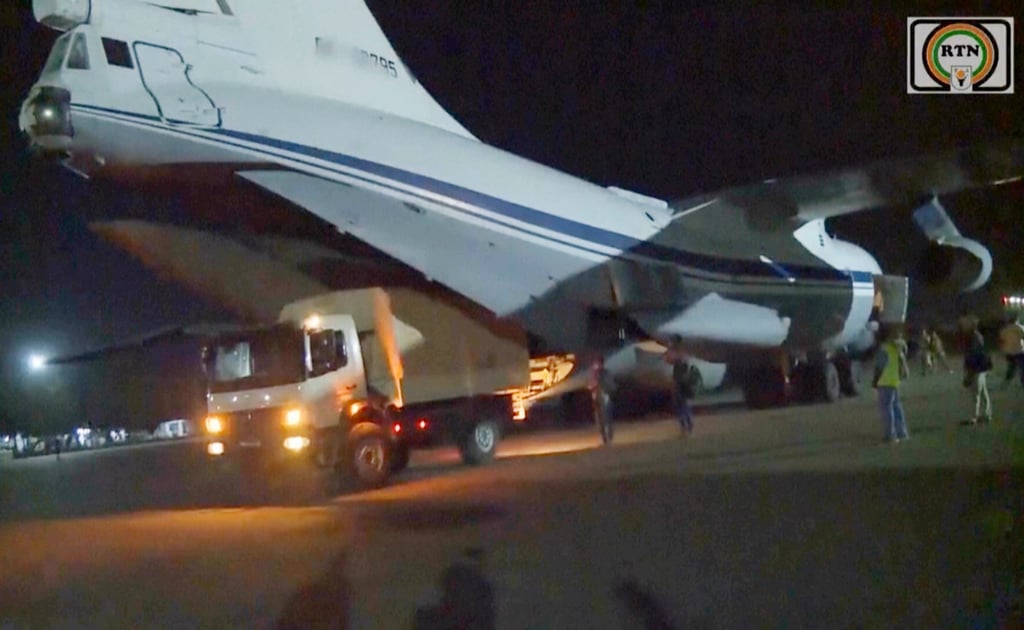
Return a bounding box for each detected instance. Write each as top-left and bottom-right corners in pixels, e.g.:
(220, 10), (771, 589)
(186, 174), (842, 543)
(877, 342), (902, 387)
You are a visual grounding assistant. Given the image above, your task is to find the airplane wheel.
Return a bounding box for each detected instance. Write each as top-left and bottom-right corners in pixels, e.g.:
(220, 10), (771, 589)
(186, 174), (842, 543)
(836, 357), (863, 397)
(822, 361), (841, 402)
(742, 365), (790, 409)
(458, 419), (499, 466)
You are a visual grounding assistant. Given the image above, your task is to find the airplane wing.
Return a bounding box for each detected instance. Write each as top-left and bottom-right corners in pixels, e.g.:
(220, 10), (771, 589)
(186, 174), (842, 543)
(659, 139), (1020, 293)
(41, 323), (252, 366)
(668, 139), (1023, 225)
(233, 140), (1022, 317)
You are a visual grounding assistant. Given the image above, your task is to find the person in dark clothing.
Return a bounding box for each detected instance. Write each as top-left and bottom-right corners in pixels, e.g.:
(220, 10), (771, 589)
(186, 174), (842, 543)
(961, 315), (993, 425)
(587, 356), (615, 444)
(665, 337), (698, 435)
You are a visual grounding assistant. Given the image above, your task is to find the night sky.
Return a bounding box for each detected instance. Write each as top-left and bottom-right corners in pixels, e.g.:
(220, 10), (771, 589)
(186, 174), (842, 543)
(0, 2), (1021, 433)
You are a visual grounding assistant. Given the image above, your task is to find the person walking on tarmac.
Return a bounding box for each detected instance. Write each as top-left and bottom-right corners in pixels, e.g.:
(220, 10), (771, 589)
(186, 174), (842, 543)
(873, 326), (910, 443)
(962, 316), (993, 425)
(587, 356), (615, 444)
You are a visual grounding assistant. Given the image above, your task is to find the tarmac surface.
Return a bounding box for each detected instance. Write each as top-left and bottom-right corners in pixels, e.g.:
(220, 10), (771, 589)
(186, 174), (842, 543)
(1, 372), (1022, 628)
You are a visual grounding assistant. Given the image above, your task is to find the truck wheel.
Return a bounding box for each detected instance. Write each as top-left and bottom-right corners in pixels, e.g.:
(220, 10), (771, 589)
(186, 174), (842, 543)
(458, 419), (499, 466)
(345, 423), (390, 488)
(390, 439), (410, 473)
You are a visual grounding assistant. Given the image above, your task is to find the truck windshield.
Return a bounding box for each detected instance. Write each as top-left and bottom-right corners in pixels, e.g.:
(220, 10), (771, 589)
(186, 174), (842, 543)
(206, 325), (305, 393)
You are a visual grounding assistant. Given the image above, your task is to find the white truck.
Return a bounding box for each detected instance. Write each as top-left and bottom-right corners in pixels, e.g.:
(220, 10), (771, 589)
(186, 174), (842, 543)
(200, 287), (531, 488)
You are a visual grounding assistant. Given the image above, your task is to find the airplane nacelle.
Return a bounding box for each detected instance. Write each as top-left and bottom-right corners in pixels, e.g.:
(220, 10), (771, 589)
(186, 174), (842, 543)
(34, 0), (91, 32)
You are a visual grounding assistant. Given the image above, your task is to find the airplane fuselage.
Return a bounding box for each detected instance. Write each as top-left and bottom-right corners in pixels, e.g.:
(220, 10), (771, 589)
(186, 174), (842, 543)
(20, 0), (884, 360)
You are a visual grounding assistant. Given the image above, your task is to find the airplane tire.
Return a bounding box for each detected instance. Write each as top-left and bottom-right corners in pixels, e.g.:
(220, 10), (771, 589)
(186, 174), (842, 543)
(742, 366), (790, 409)
(836, 357), (863, 397)
(458, 419), (500, 466)
(822, 361), (842, 403)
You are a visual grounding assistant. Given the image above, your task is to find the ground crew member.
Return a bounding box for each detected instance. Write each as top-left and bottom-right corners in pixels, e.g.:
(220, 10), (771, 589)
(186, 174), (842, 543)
(873, 327), (910, 443)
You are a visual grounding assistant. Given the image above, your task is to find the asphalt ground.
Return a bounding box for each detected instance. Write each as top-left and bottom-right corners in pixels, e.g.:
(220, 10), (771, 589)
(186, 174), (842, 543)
(1, 371), (1021, 628)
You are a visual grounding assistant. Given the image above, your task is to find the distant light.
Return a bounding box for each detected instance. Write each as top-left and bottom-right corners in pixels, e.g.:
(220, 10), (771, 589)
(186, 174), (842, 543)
(207, 442), (225, 456)
(392, 423), (402, 433)
(27, 354), (47, 372)
(990, 176), (1021, 186)
(417, 419), (428, 430)
(304, 314), (321, 330)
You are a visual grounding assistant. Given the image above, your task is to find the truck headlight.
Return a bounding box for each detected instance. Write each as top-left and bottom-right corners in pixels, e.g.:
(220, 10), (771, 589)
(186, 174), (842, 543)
(205, 416), (223, 434)
(283, 436), (310, 452)
(284, 408), (302, 427)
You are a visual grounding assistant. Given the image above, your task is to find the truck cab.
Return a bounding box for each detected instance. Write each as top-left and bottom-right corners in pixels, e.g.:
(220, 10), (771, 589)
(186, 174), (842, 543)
(202, 313), (396, 486)
(199, 287), (531, 488)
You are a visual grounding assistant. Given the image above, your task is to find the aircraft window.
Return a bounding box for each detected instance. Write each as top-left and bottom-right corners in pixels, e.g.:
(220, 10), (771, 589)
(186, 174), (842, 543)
(42, 35), (71, 74)
(102, 38), (133, 68)
(67, 33), (90, 70)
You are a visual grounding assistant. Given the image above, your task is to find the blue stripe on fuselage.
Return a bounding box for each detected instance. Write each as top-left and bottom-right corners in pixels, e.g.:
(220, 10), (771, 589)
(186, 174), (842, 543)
(73, 103), (872, 286)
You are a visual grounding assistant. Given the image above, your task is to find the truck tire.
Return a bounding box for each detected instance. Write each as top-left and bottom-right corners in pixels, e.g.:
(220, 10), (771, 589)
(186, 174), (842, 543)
(344, 423), (390, 488)
(390, 438), (410, 473)
(458, 419), (500, 466)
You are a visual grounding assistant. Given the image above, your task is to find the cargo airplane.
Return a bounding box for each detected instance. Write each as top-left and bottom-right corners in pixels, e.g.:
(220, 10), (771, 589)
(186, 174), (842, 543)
(19, 0), (1023, 407)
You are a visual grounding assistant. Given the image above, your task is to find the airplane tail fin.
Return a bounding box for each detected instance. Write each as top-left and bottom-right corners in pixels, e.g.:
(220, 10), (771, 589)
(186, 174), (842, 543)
(232, 0), (476, 140)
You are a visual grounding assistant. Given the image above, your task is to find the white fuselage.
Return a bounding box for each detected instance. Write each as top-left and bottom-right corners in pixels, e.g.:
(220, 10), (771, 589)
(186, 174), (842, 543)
(21, 0), (884, 357)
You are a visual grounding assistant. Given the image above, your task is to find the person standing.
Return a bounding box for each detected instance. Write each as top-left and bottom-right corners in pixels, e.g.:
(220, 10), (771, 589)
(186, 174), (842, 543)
(873, 327), (910, 443)
(929, 330), (954, 374)
(998, 314), (1024, 389)
(962, 316), (993, 425)
(918, 327), (934, 375)
(587, 356), (615, 444)
(665, 339), (698, 436)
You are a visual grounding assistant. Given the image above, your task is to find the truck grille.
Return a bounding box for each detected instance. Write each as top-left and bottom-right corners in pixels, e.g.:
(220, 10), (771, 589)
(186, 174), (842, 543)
(227, 407), (282, 447)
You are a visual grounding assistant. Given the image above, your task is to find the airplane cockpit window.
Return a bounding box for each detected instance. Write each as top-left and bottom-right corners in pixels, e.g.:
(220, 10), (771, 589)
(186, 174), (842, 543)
(102, 38), (133, 68)
(67, 33), (90, 70)
(42, 34), (71, 75)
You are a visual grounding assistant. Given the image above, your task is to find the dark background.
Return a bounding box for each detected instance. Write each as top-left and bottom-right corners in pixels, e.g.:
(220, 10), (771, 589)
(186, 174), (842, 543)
(0, 2), (1021, 434)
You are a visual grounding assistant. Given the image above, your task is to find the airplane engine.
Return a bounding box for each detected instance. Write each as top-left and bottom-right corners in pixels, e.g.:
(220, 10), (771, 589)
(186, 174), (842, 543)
(33, 0), (91, 31)
(914, 238), (992, 293)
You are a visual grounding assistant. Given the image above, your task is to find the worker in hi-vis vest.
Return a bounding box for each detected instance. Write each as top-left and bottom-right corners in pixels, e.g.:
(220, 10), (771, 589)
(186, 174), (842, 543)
(873, 326), (910, 443)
